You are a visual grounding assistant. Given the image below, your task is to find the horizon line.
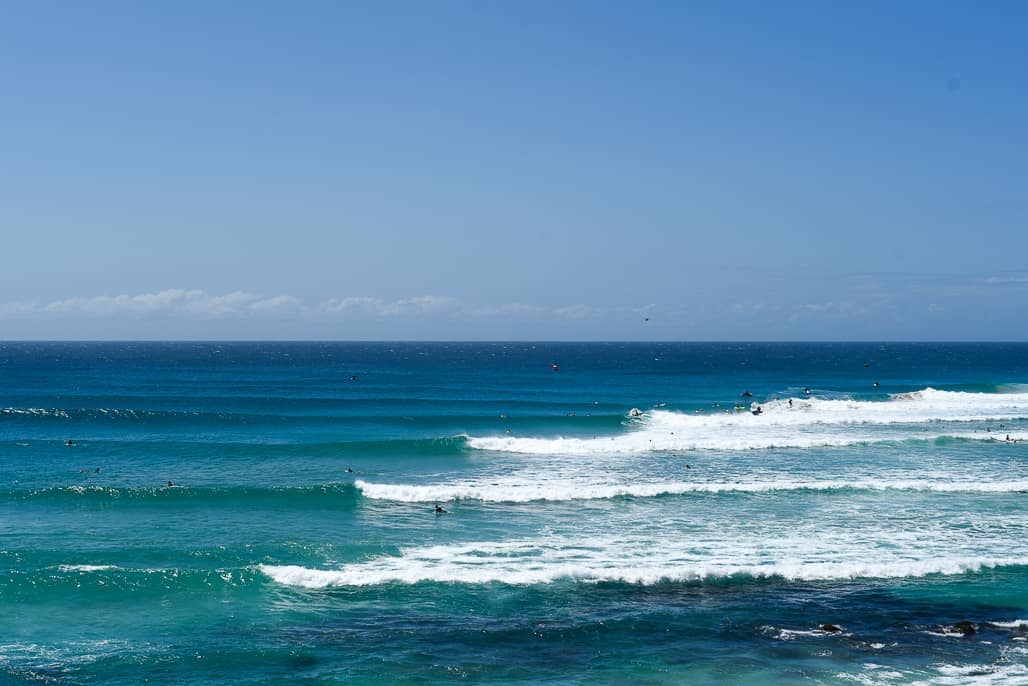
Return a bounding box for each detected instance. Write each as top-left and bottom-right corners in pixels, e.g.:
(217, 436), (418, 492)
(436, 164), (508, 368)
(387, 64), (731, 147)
(1, 339), (1026, 345)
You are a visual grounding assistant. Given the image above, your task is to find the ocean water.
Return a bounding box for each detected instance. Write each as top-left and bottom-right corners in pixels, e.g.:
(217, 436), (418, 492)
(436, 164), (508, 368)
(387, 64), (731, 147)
(1, 341), (1027, 685)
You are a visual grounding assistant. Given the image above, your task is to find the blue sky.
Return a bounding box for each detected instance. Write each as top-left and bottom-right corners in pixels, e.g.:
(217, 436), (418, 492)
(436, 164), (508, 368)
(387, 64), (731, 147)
(1, 1), (1025, 340)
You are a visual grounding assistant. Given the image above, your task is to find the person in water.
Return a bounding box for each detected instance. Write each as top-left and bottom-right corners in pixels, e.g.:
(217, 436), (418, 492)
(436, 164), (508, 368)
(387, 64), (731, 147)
(434, 504), (447, 514)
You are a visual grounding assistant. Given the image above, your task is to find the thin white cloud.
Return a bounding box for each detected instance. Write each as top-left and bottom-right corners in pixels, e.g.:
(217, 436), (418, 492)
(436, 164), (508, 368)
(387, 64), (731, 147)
(316, 295), (459, 318)
(552, 304), (594, 319)
(380, 295), (459, 317)
(18, 289), (289, 318)
(788, 301), (870, 322)
(0, 290), (606, 325)
(467, 303), (545, 318)
(319, 297), (382, 314)
(248, 295), (303, 313)
(984, 275), (1028, 285)
(44, 289), (206, 315)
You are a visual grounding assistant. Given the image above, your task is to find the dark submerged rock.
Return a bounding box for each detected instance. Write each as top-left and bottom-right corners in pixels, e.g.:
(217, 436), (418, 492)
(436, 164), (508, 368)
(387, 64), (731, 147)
(951, 621), (977, 636)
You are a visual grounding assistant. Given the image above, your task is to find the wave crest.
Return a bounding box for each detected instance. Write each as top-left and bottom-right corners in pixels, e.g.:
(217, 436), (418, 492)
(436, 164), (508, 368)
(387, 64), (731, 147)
(355, 477), (1028, 503)
(260, 554), (1025, 589)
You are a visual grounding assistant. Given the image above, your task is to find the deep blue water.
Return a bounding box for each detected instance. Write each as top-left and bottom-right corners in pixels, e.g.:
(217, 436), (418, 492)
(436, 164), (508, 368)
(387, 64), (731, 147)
(2, 342), (1028, 684)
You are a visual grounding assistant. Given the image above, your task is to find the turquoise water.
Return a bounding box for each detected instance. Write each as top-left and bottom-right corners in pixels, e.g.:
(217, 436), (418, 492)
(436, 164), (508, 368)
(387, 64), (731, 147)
(2, 342), (1027, 684)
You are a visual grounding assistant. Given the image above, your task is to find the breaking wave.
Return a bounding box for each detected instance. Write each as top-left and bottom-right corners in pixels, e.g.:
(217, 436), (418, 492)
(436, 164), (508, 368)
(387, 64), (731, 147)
(467, 388), (1028, 455)
(354, 477), (1028, 503)
(260, 551), (1028, 589)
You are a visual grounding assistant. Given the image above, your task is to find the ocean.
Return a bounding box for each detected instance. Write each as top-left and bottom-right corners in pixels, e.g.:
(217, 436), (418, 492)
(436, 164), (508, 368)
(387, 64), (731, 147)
(1, 341), (1027, 685)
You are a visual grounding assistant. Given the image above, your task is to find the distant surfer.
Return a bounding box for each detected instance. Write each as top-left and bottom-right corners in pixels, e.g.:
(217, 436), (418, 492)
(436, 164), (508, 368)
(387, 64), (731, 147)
(434, 504), (448, 514)
(873, 382), (880, 388)
(165, 480), (175, 488)
(803, 387), (811, 395)
(788, 399), (793, 408)
(551, 363), (559, 372)
(65, 439), (75, 446)
(350, 374), (358, 381)
(741, 390), (753, 398)
(752, 406), (763, 416)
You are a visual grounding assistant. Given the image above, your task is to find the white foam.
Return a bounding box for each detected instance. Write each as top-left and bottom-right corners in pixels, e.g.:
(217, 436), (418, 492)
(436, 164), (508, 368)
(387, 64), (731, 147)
(355, 477), (1028, 503)
(1, 407), (70, 418)
(774, 627), (847, 640)
(921, 663), (1028, 686)
(259, 535), (1026, 588)
(467, 388), (1028, 455)
(56, 564), (118, 572)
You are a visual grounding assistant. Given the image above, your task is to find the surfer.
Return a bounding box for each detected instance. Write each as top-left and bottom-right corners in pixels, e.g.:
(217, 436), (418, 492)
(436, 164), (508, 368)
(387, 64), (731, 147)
(434, 504), (448, 514)
(165, 480), (175, 488)
(741, 390), (753, 398)
(788, 399), (793, 408)
(752, 406), (763, 416)
(803, 387), (811, 395)
(64, 439), (75, 446)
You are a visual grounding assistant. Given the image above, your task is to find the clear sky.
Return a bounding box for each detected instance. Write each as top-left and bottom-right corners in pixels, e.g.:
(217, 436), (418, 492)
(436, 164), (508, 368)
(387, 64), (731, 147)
(1, 1), (1025, 340)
